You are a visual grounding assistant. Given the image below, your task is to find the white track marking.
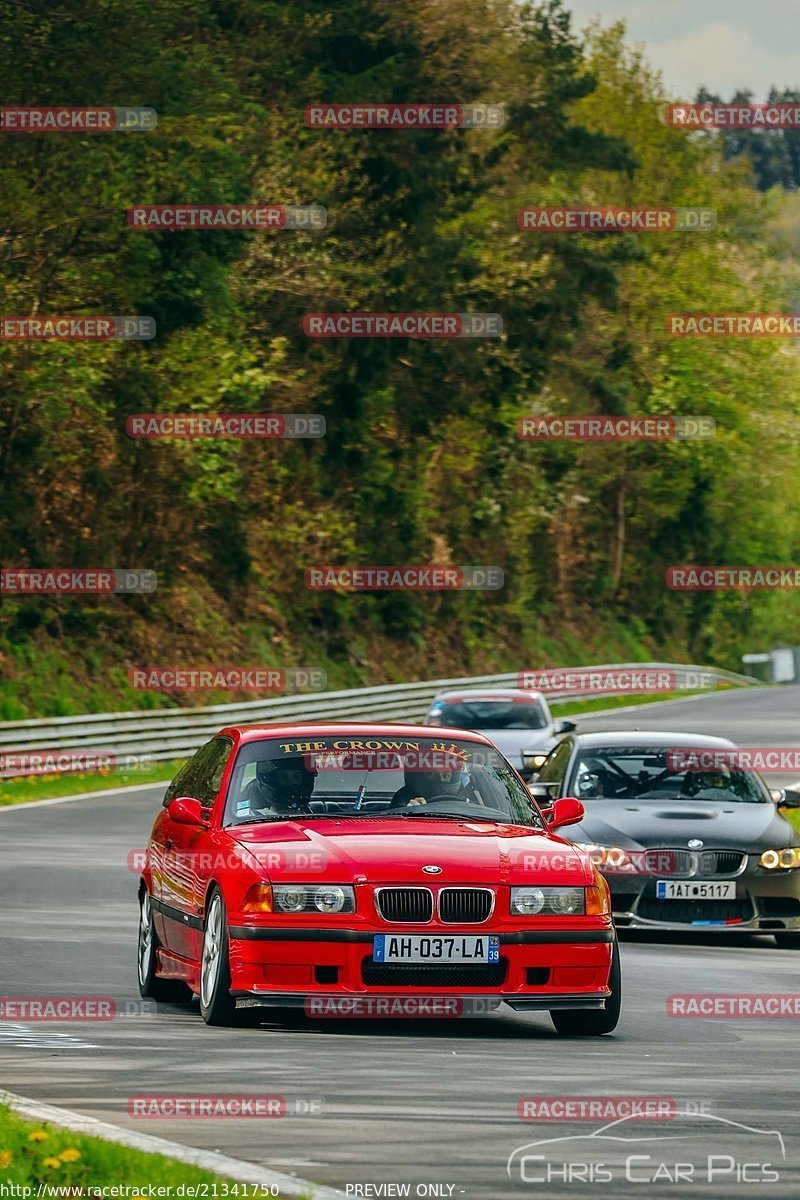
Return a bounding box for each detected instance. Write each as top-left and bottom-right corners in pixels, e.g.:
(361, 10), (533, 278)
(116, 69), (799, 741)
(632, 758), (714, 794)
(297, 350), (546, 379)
(0, 1022), (98, 1050)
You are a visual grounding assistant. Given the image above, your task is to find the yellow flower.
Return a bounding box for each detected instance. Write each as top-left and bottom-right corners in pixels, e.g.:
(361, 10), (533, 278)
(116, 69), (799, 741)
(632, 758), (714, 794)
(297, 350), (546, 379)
(58, 1148), (80, 1163)
(0, 1149), (12, 1167)
(42, 1157), (62, 1169)
(28, 1130), (48, 1142)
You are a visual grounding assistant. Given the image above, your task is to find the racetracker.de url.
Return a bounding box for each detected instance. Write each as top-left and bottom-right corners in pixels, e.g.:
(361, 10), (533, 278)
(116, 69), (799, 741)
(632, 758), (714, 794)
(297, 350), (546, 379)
(0, 1187), (281, 1198)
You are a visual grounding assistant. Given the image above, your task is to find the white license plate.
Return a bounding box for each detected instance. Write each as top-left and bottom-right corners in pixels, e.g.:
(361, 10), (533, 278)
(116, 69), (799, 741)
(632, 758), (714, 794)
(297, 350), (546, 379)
(373, 934), (500, 963)
(656, 881), (736, 900)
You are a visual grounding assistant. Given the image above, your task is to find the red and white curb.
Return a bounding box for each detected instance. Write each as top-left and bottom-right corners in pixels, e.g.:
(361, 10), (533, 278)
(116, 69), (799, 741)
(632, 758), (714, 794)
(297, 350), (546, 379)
(0, 1090), (345, 1199)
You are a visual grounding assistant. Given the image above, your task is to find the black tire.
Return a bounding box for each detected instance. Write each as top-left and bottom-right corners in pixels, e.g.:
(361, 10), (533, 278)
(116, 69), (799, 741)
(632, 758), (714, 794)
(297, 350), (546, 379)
(774, 932), (800, 949)
(199, 889), (239, 1026)
(550, 940), (621, 1036)
(137, 889), (192, 1004)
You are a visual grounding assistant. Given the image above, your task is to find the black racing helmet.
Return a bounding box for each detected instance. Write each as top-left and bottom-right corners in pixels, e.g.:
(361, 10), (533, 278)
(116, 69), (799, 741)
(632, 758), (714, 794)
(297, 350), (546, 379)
(404, 765), (462, 797)
(254, 755), (316, 809)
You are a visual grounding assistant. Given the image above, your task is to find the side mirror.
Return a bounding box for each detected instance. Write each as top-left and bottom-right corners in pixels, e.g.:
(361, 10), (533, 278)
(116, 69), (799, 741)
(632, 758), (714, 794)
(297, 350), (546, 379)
(555, 719), (577, 734)
(776, 789), (800, 809)
(167, 797), (209, 826)
(528, 782), (559, 807)
(545, 796), (585, 830)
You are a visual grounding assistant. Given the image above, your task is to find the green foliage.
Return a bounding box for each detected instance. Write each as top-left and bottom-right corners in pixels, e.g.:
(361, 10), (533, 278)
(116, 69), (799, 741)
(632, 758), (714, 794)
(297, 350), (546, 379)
(0, 1103), (271, 1190)
(1, 1), (799, 716)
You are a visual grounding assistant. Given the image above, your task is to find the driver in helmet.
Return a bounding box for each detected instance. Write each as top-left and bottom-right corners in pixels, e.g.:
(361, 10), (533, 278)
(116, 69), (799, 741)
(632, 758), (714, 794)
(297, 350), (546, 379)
(684, 768), (731, 796)
(577, 758), (612, 798)
(241, 755), (317, 816)
(390, 766), (465, 809)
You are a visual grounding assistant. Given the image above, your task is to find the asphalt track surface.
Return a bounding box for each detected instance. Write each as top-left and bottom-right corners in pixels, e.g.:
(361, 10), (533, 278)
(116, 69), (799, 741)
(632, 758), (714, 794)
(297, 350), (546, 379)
(2, 685), (800, 1199)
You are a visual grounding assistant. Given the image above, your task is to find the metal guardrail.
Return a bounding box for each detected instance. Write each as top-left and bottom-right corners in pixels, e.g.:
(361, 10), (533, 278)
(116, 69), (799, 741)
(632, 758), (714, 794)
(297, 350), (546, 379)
(0, 662), (759, 764)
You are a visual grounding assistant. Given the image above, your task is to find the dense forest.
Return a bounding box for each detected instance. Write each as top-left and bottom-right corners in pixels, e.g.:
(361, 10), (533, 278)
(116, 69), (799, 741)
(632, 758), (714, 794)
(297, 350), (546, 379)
(1, 0), (799, 718)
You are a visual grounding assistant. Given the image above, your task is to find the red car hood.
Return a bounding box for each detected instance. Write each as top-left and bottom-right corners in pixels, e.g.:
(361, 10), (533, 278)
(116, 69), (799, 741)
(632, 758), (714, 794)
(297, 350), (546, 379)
(230, 817), (592, 886)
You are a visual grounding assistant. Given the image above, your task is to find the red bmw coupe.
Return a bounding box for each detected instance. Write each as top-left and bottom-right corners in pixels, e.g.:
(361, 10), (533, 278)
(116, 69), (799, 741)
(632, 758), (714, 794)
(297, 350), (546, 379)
(137, 723), (620, 1034)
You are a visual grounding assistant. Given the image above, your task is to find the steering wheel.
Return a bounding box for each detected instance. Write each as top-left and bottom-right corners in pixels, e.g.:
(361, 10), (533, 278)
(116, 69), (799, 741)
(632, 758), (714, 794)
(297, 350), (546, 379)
(421, 793), (475, 805)
(407, 797), (517, 821)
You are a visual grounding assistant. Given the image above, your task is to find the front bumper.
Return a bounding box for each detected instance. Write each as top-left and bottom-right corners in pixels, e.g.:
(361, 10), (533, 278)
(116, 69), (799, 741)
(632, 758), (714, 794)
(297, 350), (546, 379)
(608, 873), (800, 932)
(227, 922), (615, 1007)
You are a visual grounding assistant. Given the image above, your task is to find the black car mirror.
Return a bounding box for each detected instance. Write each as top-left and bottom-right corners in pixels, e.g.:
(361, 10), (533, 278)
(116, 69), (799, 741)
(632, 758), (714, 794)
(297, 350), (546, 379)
(776, 789), (800, 809)
(555, 719), (577, 734)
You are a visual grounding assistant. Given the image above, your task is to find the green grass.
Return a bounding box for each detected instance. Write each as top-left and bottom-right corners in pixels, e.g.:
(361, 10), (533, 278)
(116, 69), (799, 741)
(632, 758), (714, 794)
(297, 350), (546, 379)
(0, 761), (186, 808)
(0, 1102), (287, 1193)
(785, 809), (800, 834)
(552, 686), (743, 717)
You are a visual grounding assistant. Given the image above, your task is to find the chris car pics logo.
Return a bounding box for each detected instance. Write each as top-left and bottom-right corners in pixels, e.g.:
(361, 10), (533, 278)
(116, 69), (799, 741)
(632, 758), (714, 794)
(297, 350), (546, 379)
(506, 1112), (784, 1186)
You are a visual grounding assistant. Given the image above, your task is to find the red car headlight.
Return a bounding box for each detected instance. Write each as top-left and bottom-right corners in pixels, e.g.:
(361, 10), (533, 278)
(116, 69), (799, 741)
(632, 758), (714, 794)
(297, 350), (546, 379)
(273, 884), (356, 914)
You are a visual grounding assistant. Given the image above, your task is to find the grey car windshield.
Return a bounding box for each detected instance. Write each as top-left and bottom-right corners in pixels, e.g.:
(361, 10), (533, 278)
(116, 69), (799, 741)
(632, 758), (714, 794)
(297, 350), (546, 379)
(435, 699), (548, 731)
(572, 747), (770, 804)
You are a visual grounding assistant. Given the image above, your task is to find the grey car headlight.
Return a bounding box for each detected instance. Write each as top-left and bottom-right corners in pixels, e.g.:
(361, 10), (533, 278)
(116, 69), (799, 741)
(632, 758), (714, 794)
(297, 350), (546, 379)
(510, 886), (585, 915)
(759, 849), (800, 870)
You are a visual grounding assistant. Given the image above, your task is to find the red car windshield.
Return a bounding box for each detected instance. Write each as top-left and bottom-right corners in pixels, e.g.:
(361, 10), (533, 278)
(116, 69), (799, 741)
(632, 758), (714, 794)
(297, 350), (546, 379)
(223, 734), (542, 828)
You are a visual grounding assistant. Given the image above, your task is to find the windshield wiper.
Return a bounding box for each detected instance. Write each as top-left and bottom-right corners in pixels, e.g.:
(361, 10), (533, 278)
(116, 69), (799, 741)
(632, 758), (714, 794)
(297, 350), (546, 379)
(390, 810), (531, 825)
(232, 814), (306, 825)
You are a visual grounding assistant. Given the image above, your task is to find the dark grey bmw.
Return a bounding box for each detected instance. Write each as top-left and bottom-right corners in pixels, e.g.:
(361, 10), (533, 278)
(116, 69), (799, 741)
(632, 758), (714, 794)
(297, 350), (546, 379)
(529, 731), (800, 946)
